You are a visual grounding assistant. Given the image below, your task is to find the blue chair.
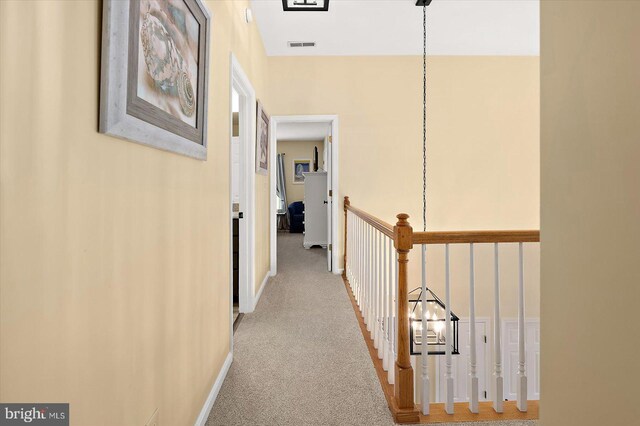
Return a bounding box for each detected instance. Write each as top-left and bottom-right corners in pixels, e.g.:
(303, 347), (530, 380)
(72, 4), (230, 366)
(288, 201), (305, 233)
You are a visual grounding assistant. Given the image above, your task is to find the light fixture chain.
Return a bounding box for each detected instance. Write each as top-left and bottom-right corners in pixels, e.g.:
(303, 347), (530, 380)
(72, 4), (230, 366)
(422, 5), (427, 233)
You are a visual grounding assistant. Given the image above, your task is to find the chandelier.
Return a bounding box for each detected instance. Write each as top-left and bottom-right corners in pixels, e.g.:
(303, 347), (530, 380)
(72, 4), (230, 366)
(409, 288), (460, 355)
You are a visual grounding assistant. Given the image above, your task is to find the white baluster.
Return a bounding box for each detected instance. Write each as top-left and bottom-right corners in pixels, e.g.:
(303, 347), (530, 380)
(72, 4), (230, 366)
(364, 223), (368, 324)
(376, 230), (381, 346)
(468, 243), (479, 413)
(517, 242), (528, 412)
(347, 213), (351, 281)
(358, 217), (362, 306)
(372, 227), (377, 340)
(380, 232), (384, 352)
(388, 238), (395, 385)
(347, 213), (351, 283)
(358, 218), (364, 306)
(367, 224), (373, 332)
(383, 235), (390, 371)
(361, 220), (364, 306)
(349, 213), (353, 283)
(363, 221), (367, 312)
(394, 250), (399, 377)
(421, 244), (430, 414)
(352, 216), (356, 296)
(372, 229), (377, 339)
(372, 227), (376, 334)
(493, 243), (504, 413)
(352, 214), (355, 285)
(374, 230), (380, 347)
(354, 216), (359, 303)
(377, 231), (384, 358)
(444, 244), (454, 414)
(371, 226), (377, 340)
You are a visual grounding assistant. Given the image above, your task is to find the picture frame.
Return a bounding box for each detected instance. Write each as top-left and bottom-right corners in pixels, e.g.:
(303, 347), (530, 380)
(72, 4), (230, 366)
(99, 0), (212, 160)
(292, 159), (311, 184)
(256, 100), (269, 174)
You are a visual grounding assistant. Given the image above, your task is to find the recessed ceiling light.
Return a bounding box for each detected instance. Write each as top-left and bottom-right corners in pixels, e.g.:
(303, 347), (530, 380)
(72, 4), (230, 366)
(282, 0), (329, 12)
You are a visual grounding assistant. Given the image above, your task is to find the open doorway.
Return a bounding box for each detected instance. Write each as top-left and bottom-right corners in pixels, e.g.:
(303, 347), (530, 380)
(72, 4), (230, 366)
(269, 116), (340, 275)
(230, 88), (243, 330)
(229, 54), (256, 347)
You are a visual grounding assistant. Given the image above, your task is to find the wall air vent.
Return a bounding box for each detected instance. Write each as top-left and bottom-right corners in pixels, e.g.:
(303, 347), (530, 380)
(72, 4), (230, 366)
(287, 41), (316, 48)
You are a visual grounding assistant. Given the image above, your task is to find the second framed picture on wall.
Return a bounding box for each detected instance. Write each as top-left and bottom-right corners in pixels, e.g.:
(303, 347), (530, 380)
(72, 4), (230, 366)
(256, 101), (269, 174)
(293, 159), (311, 184)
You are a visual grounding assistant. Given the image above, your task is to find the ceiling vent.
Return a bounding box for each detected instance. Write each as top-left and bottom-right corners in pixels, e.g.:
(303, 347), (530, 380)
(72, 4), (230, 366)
(288, 41), (316, 48)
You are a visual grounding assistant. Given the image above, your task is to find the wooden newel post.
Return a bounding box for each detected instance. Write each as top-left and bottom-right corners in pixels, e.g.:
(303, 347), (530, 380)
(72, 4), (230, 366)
(343, 196), (350, 278)
(394, 213), (416, 411)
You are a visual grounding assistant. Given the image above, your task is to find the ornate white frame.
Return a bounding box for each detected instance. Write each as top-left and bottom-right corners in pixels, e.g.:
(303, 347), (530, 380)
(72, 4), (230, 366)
(99, 0), (211, 160)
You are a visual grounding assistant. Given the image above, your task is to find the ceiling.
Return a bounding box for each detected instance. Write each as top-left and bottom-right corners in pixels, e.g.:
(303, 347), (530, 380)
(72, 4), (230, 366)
(250, 0), (539, 56)
(277, 122), (331, 141)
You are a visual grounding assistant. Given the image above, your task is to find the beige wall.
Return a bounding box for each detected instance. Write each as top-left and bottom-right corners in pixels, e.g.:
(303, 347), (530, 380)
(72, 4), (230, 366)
(277, 139), (325, 203)
(541, 1), (640, 424)
(268, 56), (540, 315)
(0, 1), (269, 425)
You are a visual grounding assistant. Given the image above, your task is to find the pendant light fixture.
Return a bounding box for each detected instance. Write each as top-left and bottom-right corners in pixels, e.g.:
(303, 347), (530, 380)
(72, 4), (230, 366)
(409, 0), (460, 357)
(282, 0), (329, 12)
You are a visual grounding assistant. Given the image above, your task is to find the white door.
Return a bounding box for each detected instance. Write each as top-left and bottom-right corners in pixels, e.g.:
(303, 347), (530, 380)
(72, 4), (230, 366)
(303, 172), (328, 249)
(437, 320), (489, 402)
(503, 319), (540, 401)
(325, 134), (332, 271)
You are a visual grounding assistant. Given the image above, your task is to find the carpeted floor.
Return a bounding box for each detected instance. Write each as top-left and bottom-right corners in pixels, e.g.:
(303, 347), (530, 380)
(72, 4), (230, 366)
(206, 233), (538, 426)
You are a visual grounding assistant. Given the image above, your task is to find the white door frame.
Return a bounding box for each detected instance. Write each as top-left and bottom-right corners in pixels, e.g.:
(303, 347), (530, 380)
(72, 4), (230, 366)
(269, 115), (340, 275)
(229, 53), (256, 348)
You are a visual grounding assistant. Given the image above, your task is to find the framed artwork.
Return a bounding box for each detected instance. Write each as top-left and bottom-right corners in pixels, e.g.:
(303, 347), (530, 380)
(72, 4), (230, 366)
(99, 0), (212, 160)
(293, 159), (311, 184)
(256, 101), (269, 174)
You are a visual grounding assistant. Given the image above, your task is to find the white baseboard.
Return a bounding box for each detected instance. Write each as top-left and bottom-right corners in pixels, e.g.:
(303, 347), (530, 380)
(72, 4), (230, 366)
(252, 271), (270, 311)
(194, 352), (233, 426)
(334, 268), (344, 275)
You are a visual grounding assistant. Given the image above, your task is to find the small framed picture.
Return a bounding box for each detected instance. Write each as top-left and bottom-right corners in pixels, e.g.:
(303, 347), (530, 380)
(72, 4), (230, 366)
(256, 100), (269, 174)
(293, 159), (311, 184)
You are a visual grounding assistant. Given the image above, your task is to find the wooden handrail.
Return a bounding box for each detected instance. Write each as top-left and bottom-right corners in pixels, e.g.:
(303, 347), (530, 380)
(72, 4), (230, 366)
(412, 230), (540, 245)
(345, 203), (395, 238)
(345, 200), (539, 245)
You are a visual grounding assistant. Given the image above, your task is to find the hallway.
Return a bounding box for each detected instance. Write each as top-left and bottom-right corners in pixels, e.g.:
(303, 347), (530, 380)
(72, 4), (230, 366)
(207, 233), (538, 426)
(207, 232), (392, 425)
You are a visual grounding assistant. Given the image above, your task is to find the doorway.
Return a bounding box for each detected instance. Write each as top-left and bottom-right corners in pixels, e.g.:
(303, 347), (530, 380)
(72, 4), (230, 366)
(230, 88), (243, 330)
(229, 54), (256, 347)
(269, 116), (340, 275)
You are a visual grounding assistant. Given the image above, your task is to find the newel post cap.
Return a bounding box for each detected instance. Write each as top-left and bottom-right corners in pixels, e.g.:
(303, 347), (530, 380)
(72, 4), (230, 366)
(394, 213), (413, 251)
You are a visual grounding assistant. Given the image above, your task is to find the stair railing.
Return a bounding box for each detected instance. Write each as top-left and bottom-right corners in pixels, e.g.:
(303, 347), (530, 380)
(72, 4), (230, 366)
(343, 196), (540, 423)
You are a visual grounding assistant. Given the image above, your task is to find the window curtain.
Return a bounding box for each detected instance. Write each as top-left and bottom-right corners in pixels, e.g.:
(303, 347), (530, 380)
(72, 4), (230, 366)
(276, 153), (289, 229)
